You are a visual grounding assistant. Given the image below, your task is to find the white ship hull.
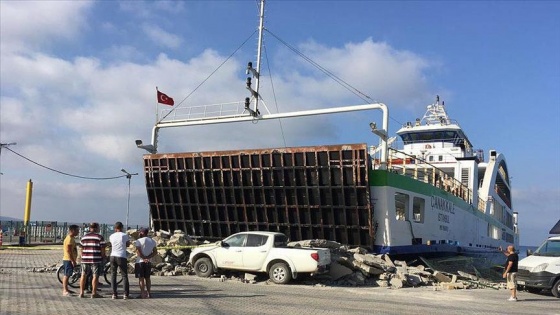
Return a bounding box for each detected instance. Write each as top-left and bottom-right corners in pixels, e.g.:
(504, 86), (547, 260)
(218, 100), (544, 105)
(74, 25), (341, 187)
(370, 169), (518, 259)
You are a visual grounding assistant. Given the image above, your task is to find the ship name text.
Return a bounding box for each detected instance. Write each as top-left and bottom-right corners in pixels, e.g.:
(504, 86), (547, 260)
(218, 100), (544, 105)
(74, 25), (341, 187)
(431, 196), (455, 214)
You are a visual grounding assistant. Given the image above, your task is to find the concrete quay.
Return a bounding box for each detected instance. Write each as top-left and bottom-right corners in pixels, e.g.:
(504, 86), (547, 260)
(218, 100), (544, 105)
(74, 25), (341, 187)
(0, 246), (558, 315)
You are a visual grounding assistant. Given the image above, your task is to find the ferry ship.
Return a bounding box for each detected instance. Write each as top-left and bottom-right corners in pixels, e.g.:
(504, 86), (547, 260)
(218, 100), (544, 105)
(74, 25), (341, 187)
(136, 0), (519, 260)
(370, 97), (519, 258)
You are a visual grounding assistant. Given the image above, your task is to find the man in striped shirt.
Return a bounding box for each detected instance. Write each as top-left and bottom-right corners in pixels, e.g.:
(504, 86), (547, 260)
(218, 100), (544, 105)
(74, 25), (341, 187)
(79, 222), (106, 298)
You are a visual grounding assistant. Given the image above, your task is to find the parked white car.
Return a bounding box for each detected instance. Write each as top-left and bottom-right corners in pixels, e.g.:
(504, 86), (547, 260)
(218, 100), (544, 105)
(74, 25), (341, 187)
(188, 231), (331, 284)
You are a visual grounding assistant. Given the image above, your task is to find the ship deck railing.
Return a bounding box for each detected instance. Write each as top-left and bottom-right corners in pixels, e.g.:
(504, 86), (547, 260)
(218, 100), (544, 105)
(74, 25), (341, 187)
(372, 147), (486, 213)
(160, 101), (249, 122)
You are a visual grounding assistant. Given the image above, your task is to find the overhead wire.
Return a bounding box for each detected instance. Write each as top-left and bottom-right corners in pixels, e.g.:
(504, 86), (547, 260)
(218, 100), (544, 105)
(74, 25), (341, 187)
(262, 37), (288, 148)
(159, 30), (258, 123)
(264, 29), (405, 128)
(265, 29), (374, 103)
(3, 147), (127, 180)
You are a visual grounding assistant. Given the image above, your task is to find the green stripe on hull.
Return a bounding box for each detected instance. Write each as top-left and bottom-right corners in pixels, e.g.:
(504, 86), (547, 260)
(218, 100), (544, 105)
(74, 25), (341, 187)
(370, 170), (445, 196)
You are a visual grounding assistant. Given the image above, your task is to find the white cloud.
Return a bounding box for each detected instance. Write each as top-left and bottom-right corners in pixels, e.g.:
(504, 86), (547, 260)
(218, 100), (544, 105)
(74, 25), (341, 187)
(119, 1), (185, 19)
(0, 1), (93, 53)
(279, 38), (434, 107)
(142, 24), (183, 49)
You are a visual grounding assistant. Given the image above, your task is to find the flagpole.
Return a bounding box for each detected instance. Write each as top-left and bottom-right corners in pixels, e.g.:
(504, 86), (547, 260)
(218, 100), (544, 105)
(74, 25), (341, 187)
(155, 86), (159, 124)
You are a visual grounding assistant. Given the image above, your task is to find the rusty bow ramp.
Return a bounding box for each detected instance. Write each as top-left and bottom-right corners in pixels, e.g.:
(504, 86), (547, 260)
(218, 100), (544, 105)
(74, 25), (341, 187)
(142, 143), (377, 248)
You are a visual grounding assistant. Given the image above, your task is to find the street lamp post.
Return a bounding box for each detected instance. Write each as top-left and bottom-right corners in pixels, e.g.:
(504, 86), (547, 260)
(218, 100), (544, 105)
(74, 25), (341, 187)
(121, 169), (138, 231)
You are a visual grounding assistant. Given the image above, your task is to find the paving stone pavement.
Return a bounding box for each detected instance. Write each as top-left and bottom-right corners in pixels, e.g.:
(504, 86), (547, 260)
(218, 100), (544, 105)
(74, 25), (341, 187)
(1, 247), (559, 315)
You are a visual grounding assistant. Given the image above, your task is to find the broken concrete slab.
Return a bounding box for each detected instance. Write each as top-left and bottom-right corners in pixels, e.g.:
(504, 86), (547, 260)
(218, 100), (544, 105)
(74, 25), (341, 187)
(353, 253), (391, 271)
(337, 256), (356, 270)
(244, 273), (257, 283)
(390, 277), (405, 289)
(378, 273), (390, 280)
(287, 239), (343, 250)
(395, 266), (407, 277)
(394, 260), (407, 267)
(383, 254), (396, 267)
(440, 282), (465, 290)
(433, 271), (452, 283)
(346, 247), (368, 255)
(329, 261), (354, 280)
(458, 270), (478, 281)
(351, 271), (366, 285)
(351, 260), (384, 275)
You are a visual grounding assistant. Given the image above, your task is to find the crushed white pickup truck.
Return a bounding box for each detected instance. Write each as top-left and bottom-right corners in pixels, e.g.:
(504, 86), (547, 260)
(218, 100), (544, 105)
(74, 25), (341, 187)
(188, 231), (331, 284)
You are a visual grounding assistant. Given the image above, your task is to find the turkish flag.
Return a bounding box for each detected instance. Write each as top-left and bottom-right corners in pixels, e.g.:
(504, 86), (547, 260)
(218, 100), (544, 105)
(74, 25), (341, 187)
(157, 90), (174, 106)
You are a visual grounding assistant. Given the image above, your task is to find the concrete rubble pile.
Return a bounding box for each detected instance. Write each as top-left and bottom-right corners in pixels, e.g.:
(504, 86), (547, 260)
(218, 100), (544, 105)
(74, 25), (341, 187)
(123, 229), (196, 277)
(39, 230), (503, 291)
(287, 239), (502, 290)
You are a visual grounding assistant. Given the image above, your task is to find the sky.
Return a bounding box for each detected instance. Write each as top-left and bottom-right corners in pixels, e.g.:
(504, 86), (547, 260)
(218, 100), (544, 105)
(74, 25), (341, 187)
(0, 1), (558, 246)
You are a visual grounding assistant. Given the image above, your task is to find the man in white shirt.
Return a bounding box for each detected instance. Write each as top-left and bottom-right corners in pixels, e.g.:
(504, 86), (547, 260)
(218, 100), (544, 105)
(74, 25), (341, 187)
(134, 228), (157, 298)
(109, 221), (130, 300)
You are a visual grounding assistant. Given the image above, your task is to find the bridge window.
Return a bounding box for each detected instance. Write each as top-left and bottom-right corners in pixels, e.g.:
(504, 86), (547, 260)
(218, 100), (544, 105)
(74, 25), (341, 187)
(399, 131), (463, 145)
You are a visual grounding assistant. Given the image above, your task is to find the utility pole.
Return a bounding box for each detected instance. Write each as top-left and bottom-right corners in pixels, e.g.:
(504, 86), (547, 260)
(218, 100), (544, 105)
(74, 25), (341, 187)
(121, 169), (138, 231)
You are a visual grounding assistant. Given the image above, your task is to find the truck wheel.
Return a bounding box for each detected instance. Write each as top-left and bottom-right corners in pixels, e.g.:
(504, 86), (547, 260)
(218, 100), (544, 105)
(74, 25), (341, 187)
(194, 257), (214, 278)
(552, 278), (560, 298)
(269, 262), (291, 284)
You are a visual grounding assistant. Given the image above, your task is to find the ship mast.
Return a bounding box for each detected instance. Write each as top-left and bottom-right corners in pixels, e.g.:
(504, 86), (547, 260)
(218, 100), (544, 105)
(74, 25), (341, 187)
(245, 0), (265, 117)
(138, 0), (389, 166)
(253, 0), (265, 114)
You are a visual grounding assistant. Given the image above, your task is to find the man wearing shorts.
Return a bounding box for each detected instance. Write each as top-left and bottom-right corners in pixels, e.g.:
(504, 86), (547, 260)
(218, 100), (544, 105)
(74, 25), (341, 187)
(79, 222), (106, 298)
(61, 225), (79, 296)
(134, 228), (157, 298)
(502, 245), (519, 301)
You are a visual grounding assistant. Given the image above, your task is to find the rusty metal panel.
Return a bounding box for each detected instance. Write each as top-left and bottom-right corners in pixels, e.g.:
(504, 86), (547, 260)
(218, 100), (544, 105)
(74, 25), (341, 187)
(143, 143), (374, 248)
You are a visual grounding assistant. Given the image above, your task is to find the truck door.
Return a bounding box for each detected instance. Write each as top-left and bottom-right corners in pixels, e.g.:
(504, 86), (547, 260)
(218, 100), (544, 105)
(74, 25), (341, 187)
(215, 234), (246, 269)
(242, 234), (270, 270)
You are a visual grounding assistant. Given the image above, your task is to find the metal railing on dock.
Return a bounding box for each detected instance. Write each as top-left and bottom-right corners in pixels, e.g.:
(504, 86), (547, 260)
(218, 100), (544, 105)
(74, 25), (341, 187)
(0, 221), (142, 245)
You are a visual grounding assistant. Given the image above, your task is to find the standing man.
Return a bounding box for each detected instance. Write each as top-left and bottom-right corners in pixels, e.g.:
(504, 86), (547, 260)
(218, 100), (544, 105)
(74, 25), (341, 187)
(109, 221), (130, 300)
(134, 228), (157, 299)
(501, 245), (519, 301)
(61, 224), (79, 296)
(79, 222), (106, 298)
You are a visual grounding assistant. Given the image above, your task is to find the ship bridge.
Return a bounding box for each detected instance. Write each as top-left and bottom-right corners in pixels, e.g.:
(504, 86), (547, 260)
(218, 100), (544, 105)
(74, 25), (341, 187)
(395, 96), (475, 162)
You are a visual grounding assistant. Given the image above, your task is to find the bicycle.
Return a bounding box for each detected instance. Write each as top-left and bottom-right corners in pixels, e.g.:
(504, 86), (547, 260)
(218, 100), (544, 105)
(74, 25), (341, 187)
(56, 262), (124, 289)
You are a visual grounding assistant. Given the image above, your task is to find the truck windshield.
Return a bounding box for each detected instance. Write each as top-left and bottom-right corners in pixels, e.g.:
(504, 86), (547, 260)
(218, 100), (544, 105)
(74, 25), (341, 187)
(533, 239), (560, 257)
